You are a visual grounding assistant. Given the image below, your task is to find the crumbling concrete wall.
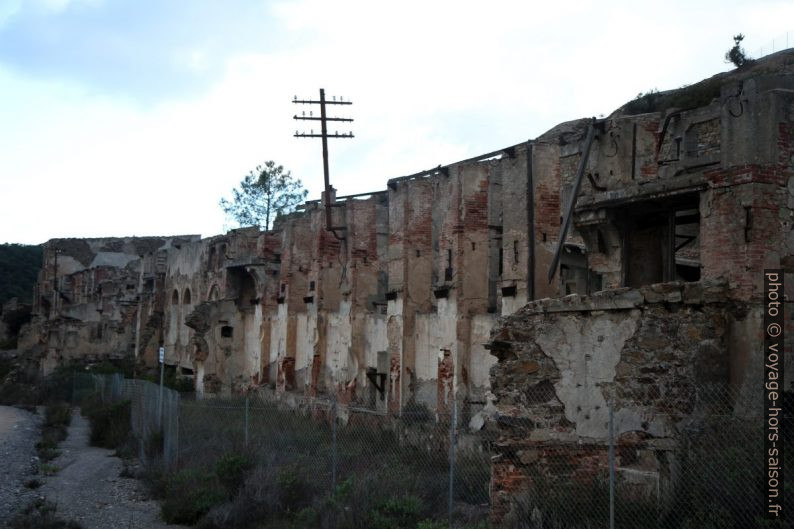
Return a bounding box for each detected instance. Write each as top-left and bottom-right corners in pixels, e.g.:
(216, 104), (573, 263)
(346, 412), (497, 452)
(486, 61), (794, 524)
(486, 281), (747, 524)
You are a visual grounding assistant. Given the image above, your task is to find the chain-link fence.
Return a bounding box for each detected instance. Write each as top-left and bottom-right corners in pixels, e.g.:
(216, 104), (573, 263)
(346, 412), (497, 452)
(73, 374), (791, 528)
(73, 372), (180, 467)
(493, 384), (793, 529)
(175, 391), (491, 528)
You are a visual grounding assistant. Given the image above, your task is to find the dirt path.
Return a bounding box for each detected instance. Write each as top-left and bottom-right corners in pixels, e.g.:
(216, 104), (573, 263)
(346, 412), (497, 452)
(0, 405), (40, 522)
(39, 411), (186, 529)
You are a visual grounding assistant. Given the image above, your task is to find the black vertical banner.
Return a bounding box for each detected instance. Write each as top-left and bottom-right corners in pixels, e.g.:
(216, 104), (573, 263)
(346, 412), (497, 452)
(764, 270), (784, 523)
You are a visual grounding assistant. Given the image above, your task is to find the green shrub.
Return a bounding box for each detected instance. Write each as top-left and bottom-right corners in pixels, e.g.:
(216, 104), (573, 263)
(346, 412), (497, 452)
(417, 519), (448, 529)
(159, 452), (255, 526)
(144, 430), (164, 460)
(277, 465), (312, 513)
(44, 402), (72, 429)
(369, 496), (424, 529)
(215, 453), (253, 493)
(83, 398), (131, 449)
(6, 498), (83, 529)
(36, 402), (71, 461)
(161, 469), (227, 525)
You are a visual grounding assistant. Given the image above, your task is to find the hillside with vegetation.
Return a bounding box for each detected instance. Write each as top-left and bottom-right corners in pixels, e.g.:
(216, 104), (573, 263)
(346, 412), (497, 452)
(0, 244), (42, 305)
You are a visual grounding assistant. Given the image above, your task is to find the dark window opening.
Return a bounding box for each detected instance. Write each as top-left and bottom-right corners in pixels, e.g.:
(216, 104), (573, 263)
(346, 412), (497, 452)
(227, 268), (258, 310)
(624, 198), (700, 288)
(596, 229), (608, 254)
(209, 246), (217, 270)
(221, 326), (233, 338)
(501, 285), (517, 297)
(433, 287), (449, 299)
(513, 240), (519, 263)
(171, 289), (179, 305)
(309, 281), (315, 292)
(183, 288), (192, 305)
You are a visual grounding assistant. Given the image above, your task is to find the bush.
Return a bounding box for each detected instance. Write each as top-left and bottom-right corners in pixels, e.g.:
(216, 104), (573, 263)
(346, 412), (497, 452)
(45, 402), (72, 429)
(162, 469), (227, 525)
(36, 402), (71, 461)
(161, 453), (253, 525)
(276, 464), (312, 513)
(6, 499), (83, 529)
(214, 453), (254, 493)
(0, 357), (42, 405)
(369, 496), (424, 529)
(82, 397), (131, 449)
(725, 33), (751, 68)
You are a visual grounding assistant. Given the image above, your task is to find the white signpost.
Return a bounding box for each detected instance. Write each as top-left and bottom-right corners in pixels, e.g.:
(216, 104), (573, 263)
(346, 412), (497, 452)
(157, 346), (165, 428)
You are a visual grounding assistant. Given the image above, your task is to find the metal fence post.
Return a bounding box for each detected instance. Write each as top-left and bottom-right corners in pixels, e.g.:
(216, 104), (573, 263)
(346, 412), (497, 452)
(174, 392), (180, 467)
(244, 396), (249, 448)
(448, 396), (457, 529)
(157, 359), (164, 430)
(609, 400), (615, 529)
(331, 397), (338, 491)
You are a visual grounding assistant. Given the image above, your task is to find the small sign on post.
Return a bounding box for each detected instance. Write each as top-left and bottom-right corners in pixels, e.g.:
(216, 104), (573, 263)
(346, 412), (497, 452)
(157, 346), (165, 429)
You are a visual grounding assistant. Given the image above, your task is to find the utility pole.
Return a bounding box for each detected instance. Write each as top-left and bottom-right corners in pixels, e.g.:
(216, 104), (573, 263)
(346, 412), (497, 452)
(293, 89), (354, 239)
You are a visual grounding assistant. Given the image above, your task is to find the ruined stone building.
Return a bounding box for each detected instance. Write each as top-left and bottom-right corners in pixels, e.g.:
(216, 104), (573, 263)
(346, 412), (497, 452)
(18, 50), (794, 519)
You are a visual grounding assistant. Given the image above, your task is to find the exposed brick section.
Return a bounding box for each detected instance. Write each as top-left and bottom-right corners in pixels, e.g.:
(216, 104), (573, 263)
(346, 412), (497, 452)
(437, 349), (454, 413)
(461, 177), (489, 232)
(701, 164), (786, 300)
(535, 180), (560, 240)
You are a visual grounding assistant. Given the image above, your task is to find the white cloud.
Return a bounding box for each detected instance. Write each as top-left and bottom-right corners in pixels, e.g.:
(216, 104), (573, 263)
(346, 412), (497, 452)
(1, 0), (792, 243)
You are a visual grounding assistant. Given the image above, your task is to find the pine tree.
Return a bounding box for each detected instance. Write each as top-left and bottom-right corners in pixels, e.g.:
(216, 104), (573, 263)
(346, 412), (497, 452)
(219, 161), (308, 230)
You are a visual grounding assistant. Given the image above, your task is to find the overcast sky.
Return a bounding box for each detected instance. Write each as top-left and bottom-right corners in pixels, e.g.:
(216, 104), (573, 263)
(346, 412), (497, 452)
(1, 0), (792, 244)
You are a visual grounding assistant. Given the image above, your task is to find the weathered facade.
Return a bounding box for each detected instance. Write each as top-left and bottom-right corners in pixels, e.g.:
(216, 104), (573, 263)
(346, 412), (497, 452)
(17, 50), (794, 522)
(22, 138), (573, 413)
(484, 53), (794, 524)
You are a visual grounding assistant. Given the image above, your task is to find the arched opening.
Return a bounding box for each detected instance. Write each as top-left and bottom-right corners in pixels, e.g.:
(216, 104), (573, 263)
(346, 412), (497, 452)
(183, 288), (192, 305)
(171, 289), (179, 305)
(208, 284), (220, 302)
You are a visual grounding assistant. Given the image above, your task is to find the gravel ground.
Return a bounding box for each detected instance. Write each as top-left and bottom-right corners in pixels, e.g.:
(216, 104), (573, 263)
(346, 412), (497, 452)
(0, 405), (42, 523)
(38, 411), (187, 529)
